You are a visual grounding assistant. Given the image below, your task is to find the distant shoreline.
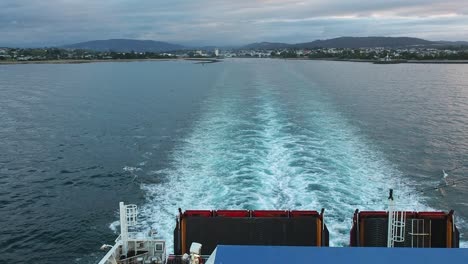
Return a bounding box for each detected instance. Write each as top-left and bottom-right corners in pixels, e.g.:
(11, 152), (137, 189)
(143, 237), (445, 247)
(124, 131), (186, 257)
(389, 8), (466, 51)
(1, 57), (467, 65)
(304, 58), (468, 64)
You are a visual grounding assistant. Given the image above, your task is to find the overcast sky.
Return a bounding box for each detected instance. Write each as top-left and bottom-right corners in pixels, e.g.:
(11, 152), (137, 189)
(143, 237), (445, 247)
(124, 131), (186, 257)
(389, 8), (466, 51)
(1, 0), (468, 47)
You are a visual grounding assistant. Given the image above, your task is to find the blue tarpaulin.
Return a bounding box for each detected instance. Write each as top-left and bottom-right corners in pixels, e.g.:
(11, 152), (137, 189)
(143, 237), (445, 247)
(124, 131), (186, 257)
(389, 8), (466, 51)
(207, 245), (468, 264)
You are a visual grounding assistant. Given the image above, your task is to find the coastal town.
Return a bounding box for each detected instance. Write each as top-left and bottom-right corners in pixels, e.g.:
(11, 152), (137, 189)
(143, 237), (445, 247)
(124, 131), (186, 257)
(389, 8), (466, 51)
(1, 46), (468, 63)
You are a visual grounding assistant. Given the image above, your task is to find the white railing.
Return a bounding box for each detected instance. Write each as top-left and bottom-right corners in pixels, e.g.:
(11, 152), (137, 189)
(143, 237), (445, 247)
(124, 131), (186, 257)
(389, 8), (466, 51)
(387, 189), (406, 247)
(100, 202), (166, 264)
(390, 211), (407, 245)
(98, 241), (122, 264)
(126, 205), (138, 226)
(409, 219), (431, 248)
(117, 252), (150, 264)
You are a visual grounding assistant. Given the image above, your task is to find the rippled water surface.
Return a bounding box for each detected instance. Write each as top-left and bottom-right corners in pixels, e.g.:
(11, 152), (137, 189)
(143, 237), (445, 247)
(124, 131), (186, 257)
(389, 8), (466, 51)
(1, 59), (467, 263)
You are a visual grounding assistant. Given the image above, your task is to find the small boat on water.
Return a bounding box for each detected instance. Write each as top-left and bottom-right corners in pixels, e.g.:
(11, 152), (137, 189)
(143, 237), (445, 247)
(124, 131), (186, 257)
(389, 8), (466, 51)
(98, 190), (461, 264)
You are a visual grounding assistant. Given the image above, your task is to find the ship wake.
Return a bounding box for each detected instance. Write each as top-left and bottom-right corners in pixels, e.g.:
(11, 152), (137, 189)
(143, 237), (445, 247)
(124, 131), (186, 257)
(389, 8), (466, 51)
(134, 61), (441, 248)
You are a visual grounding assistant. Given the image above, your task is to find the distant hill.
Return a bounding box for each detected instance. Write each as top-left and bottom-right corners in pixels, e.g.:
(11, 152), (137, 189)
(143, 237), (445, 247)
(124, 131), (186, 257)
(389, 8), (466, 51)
(242, 42), (293, 50)
(243, 37), (437, 49)
(434, 40), (468, 46)
(62, 39), (185, 52)
(61, 37), (468, 52)
(295, 37), (433, 48)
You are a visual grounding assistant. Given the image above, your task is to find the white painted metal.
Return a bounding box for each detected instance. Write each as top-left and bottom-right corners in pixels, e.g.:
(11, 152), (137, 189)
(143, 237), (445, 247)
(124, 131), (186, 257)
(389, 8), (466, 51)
(387, 197), (394, 247)
(392, 211), (406, 243)
(98, 241), (122, 264)
(120, 202), (129, 257)
(387, 190), (406, 247)
(126, 204), (138, 226)
(409, 219), (431, 248)
(100, 202), (167, 264)
(190, 242), (202, 254)
(189, 242), (202, 264)
(120, 203), (138, 257)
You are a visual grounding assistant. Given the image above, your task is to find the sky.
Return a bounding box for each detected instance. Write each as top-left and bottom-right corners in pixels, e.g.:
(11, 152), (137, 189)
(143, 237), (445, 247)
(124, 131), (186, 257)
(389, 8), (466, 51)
(1, 0), (468, 47)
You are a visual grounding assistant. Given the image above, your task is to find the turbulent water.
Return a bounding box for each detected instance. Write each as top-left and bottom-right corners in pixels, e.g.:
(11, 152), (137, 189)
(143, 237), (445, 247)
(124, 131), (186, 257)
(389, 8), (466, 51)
(0, 59), (467, 263)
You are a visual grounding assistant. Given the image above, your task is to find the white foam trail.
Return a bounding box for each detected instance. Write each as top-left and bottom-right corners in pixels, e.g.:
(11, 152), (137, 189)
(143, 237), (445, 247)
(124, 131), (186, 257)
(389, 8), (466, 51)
(134, 61), (456, 249)
(123, 166), (142, 172)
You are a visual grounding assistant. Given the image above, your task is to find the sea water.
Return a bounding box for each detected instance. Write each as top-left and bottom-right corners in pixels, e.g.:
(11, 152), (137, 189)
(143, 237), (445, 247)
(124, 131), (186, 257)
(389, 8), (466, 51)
(0, 59), (467, 263)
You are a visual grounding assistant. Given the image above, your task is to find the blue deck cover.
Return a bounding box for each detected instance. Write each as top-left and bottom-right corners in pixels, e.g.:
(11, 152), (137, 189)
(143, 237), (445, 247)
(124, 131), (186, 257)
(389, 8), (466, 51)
(209, 245), (468, 264)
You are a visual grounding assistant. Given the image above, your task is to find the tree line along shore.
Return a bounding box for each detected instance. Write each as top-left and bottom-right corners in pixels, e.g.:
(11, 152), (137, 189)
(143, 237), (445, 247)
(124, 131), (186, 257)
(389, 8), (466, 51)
(1, 46), (468, 65)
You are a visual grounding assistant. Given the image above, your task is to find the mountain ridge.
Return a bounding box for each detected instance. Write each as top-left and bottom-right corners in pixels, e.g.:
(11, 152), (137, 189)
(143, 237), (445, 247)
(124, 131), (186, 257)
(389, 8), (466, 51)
(242, 37), (468, 49)
(61, 39), (185, 52)
(294, 36), (432, 48)
(60, 37), (468, 52)
(242, 42), (292, 49)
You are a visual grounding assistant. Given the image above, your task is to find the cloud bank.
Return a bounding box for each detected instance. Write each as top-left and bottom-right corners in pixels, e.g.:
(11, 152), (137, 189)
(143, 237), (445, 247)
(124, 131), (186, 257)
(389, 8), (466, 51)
(1, 0), (467, 46)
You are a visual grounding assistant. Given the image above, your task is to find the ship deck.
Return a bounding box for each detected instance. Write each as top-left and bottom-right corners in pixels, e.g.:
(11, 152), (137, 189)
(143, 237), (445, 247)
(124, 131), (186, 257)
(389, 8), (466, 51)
(206, 245), (468, 264)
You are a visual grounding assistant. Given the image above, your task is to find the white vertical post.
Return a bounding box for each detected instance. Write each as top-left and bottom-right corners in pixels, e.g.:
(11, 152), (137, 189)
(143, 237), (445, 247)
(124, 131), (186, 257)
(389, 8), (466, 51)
(387, 199), (394, 247)
(120, 202), (129, 257)
(387, 189), (394, 248)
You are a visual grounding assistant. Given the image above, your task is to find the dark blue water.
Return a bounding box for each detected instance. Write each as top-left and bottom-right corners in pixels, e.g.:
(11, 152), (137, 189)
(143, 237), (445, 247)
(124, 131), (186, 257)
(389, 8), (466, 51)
(0, 59), (467, 263)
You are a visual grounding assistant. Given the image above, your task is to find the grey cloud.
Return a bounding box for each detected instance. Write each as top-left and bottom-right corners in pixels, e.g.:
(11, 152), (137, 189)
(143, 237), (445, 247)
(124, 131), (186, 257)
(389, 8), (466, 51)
(0, 0), (467, 46)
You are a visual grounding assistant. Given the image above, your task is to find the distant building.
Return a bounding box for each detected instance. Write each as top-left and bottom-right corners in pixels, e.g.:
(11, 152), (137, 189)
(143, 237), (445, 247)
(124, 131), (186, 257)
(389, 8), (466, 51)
(17, 56), (32, 61)
(214, 48), (219, 57)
